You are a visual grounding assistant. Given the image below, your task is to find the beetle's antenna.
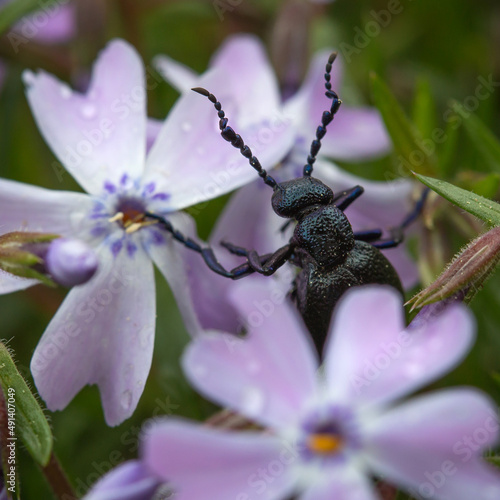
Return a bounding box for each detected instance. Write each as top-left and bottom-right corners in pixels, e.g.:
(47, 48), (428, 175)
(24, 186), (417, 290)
(303, 52), (342, 177)
(192, 87), (278, 189)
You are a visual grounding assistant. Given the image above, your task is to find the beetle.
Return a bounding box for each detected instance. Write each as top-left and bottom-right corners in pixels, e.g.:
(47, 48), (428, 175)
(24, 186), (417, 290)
(146, 53), (423, 352)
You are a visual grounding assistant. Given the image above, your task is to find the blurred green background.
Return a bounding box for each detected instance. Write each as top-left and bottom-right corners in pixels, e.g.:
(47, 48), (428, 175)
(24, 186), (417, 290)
(1, 0), (500, 498)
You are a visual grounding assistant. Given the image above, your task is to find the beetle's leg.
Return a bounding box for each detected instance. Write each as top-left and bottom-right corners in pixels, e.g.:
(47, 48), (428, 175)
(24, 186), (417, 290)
(218, 241), (249, 257)
(333, 185), (364, 211)
(355, 188), (430, 249)
(145, 212), (292, 279)
(144, 212), (240, 278)
(221, 241), (295, 277)
(353, 229), (383, 242)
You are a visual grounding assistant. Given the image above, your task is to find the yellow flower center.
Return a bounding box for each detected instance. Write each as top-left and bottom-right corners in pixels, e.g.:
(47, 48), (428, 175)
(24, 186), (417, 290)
(307, 433), (344, 455)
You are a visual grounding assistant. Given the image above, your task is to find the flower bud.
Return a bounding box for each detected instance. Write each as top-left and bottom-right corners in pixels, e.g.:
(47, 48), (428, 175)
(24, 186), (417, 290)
(408, 226), (500, 310)
(45, 238), (98, 287)
(0, 232), (98, 288)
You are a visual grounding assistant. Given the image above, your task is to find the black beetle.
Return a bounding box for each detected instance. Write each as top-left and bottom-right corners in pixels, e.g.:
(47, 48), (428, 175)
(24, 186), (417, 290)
(146, 53), (422, 352)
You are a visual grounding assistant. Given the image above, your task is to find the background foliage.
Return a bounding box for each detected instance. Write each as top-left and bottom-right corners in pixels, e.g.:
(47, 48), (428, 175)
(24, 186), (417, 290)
(1, 0), (500, 497)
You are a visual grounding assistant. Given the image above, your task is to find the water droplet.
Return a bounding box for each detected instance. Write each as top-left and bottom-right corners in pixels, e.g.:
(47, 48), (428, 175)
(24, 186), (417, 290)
(121, 390), (133, 410)
(181, 122), (192, 132)
(81, 103), (97, 119)
(241, 386), (264, 416)
(60, 84), (72, 99)
(22, 70), (35, 86)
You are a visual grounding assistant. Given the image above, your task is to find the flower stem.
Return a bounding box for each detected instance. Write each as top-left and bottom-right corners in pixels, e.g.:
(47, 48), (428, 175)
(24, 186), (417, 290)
(41, 452), (76, 500)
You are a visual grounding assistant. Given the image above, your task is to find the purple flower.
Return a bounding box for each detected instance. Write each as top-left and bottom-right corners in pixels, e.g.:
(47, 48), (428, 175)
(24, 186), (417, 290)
(82, 460), (162, 500)
(0, 232), (98, 290)
(141, 284), (500, 500)
(0, 38), (291, 426)
(154, 34), (420, 289)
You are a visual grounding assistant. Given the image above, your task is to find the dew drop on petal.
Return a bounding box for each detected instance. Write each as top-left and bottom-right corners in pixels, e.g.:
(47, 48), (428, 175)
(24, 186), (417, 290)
(121, 390), (133, 410)
(60, 84), (72, 99)
(241, 386), (264, 417)
(181, 122), (192, 132)
(81, 103), (97, 119)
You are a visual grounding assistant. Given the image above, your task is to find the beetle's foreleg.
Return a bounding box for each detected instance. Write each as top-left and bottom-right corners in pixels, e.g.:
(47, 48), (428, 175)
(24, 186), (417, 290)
(221, 241), (295, 277)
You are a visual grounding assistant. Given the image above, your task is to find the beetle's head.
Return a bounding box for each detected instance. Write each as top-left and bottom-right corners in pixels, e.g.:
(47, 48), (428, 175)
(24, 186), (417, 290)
(271, 177), (334, 218)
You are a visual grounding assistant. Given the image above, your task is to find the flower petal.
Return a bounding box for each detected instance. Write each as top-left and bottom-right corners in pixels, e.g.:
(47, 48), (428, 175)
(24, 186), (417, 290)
(142, 418), (295, 500)
(299, 465), (378, 500)
(143, 69), (294, 210)
(24, 39), (146, 195)
(210, 34), (282, 125)
(314, 161), (420, 289)
(146, 118), (163, 153)
(211, 180), (288, 257)
(0, 270), (36, 294)
(183, 281), (318, 428)
(365, 388), (500, 500)
(30, 246), (155, 426)
(320, 107), (391, 161)
(0, 178), (93, 236)
(153, 54), (198, 92)
(324, 286), (475, 408)
(83, 460), (161, 500)
(145, 211), (205, 337)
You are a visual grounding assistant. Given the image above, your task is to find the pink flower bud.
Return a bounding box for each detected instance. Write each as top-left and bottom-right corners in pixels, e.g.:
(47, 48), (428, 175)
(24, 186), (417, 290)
(45, 239), (98, 287)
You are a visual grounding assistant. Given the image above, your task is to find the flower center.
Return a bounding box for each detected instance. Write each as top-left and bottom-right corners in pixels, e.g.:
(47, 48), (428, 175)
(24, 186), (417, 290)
(110, 198), (154, 234)
(307, 433), (344, 455)
(300, 405), (360, 463)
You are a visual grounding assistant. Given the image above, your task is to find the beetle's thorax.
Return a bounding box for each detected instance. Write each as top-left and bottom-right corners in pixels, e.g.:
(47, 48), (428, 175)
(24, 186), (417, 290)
(293, 205), (355, 269)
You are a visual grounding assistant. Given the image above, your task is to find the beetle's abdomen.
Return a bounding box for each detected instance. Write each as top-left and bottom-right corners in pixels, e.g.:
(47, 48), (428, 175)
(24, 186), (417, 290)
(294, 205), (354, 268)
(293, 240), (403, 354)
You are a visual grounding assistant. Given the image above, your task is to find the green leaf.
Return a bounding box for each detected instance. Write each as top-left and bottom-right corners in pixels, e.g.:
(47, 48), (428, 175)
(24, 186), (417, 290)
(0, 343), (53, 466)
(0, 0), (42, 36)
(415, 173), (500, 227)
(412, 78), (437, 139)
(370, 72), (436, 176)
(452, 101), (500, 173)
